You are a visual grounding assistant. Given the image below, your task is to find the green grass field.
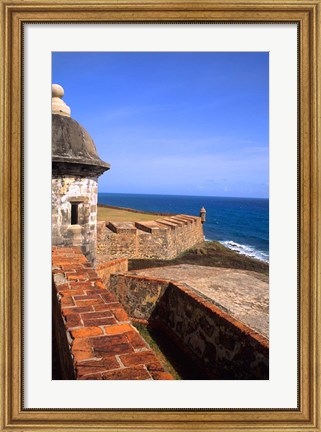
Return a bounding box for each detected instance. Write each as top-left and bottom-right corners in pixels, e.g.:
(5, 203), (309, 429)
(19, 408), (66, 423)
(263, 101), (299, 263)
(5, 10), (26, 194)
(132, 323), (209, 380)
(97, 206), (167, 222)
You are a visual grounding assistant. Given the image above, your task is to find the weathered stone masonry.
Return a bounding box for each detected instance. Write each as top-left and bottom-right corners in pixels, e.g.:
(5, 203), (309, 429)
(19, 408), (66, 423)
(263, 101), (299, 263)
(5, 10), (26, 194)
(96, 258), (128, 288)
(52, 176), (99, 262)
(109, 272), (269, 380)
(97, 214), (204, 260)
(52, 247), (173, 380)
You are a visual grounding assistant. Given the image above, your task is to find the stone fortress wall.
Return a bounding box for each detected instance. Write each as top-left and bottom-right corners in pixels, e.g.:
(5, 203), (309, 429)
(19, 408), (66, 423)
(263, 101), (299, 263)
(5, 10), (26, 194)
(109, 272), (269, 379)
(96, 214), (204, 260)
(52, 247), (268, 380)
(52, 176), (98, 263)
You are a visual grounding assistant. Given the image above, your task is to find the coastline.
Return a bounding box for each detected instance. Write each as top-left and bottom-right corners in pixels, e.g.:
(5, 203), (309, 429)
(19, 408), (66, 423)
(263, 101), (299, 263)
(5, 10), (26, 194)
(97, 203), (269, 271)
(129, 240), (269, 275)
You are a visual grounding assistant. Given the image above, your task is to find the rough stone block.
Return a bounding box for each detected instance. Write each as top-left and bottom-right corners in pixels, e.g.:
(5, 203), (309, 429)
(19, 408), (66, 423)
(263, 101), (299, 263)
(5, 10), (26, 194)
(104, 323), (133, 335)
(76, 357), (119, 377)
(101, 365), (151, 380)
(120, 351), (158, 367)
(71, 326), (103, 338)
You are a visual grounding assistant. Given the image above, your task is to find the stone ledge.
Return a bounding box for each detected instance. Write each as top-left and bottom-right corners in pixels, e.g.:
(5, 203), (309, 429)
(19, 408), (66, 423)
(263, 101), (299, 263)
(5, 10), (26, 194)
(52, 246), (174, 380)
(128, 265), (269, 341)
(109, 269), (269, 379)
(135, 221), (162, 233)
(107, 221), (137, 234)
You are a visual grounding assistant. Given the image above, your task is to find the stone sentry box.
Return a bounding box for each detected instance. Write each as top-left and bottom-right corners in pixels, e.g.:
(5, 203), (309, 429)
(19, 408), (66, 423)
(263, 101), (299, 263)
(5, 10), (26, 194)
(51, 84), (110, 263)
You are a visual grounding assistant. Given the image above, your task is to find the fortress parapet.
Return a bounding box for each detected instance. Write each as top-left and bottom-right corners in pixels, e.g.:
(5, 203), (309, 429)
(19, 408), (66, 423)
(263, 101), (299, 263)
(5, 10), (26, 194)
(97, 214), (204, 260)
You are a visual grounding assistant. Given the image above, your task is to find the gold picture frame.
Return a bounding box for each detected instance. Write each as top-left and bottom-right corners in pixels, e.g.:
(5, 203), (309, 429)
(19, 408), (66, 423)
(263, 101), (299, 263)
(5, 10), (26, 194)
(1, 0), (320, 430)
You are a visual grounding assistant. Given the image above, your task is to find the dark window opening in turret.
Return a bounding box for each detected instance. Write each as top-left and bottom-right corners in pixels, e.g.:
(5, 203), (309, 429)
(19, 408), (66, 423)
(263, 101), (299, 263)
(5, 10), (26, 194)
(71, 203), (79, 225)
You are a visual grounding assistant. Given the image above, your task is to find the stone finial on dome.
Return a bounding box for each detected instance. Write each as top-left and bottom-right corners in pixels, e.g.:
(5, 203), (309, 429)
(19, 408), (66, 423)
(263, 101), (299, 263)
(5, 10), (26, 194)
(52, 84), (71, 117)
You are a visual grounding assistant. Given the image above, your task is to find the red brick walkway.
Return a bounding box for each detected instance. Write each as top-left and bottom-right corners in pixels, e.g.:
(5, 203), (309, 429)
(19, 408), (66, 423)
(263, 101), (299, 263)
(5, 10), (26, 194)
(52, 247), (174, 380)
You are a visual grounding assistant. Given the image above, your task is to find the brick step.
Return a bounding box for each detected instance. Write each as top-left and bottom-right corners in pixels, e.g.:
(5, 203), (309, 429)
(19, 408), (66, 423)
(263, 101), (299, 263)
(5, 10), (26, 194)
(107, 221), (136, 234)
(53, 246), (174, 380)
(168, 216), (192, 225)
(177, 214), (200, 221)
(135, 221), (168, 233)
(99, 215), (200, 235)
(158, 217), (189, 227)
(155, 219), (178, 229)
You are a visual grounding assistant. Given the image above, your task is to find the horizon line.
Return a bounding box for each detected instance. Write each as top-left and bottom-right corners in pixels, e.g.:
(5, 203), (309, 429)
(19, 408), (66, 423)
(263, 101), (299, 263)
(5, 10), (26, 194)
(98, 191), (269, 200)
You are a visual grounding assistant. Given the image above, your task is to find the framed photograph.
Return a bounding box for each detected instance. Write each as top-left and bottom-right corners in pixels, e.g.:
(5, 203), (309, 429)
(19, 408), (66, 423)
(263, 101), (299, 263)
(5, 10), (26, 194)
(1, 0), (320, 431)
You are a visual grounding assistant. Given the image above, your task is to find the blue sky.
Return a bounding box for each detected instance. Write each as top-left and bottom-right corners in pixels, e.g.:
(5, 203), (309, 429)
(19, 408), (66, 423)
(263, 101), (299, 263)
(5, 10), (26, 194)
(52, 52), (269, 198)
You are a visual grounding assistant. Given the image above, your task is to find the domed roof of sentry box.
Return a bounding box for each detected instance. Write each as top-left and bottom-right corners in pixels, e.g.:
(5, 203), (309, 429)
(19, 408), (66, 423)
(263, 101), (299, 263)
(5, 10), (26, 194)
(52, 84), (110, 177)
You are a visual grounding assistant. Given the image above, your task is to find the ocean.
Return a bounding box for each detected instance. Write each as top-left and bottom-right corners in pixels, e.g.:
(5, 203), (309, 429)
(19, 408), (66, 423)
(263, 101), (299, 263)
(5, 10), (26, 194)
(98, 193), (269, 263)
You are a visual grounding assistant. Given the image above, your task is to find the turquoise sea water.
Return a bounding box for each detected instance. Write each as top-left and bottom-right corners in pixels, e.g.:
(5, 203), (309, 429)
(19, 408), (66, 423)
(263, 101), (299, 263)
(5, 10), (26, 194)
(98, 193), (269, 263)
